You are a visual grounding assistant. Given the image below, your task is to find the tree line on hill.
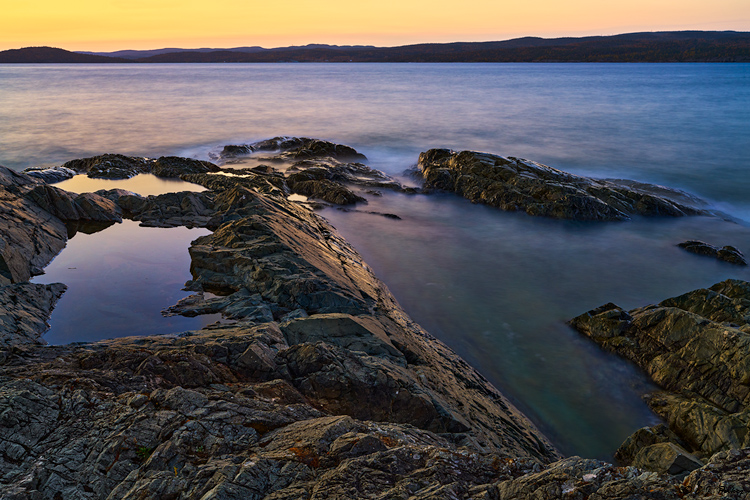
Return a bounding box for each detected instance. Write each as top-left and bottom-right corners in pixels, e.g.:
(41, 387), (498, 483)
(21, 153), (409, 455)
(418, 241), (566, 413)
(1, 31), (748, 63)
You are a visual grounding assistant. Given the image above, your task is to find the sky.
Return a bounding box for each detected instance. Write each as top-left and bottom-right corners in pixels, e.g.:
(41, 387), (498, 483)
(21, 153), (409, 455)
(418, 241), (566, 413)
(1, 0), (749, 51)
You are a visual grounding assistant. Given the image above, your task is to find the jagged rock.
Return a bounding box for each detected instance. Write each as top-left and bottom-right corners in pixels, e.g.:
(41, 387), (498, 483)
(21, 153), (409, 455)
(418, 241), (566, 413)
(222, 137), (367, 161)
(62, 153), (153, 179)
(287, 175), (366, 205)
(678, 240), (747, 265)
(417, 149), (706, 221)
(25, 184), (122, 222)
(21, 166), (76, 183)
(631, 442), (703, 475)
(0, 166), (68, 284)
(615, 424), (687, 464)
(570, 279), (750, 462)
(110, 190), (215, 228)
(151, 156), (220, 178)
(0, 283), (66, 347)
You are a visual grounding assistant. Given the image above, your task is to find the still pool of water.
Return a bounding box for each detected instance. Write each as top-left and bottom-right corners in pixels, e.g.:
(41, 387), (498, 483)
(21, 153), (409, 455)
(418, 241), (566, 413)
(3, 63), (749, 459)
(31, 219), (217, 344)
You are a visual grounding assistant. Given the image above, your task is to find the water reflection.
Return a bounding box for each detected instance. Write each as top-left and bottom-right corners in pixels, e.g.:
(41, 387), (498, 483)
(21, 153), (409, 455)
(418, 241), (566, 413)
(52, 173), (206, 196)
(32, 220), (216, 344)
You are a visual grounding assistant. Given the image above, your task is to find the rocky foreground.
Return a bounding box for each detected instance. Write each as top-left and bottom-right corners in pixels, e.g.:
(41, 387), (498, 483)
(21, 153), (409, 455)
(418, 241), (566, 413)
(1, 139), (748, 498)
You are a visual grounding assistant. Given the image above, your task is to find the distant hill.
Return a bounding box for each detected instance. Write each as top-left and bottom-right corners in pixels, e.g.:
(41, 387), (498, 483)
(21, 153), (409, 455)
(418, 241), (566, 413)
(78, 44), (376, 59)
(2, 32), (749, 63)
(0, 47), (130, 63)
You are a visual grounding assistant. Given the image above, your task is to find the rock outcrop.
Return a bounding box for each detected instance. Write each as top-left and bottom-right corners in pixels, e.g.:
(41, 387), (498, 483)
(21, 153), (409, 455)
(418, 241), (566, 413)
(417, 149), (706, 221)
(678, 240), (747, 265)
(220, 137), (367, 162)
(570, 279), (750, 468)
(0, 282), (66, 348)
(0, 167), (70, 285)
(55, 154), (220, 180)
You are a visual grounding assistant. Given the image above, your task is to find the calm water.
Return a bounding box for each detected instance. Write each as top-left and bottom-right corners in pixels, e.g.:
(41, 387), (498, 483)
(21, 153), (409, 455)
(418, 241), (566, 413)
(3, 63), (750, 458)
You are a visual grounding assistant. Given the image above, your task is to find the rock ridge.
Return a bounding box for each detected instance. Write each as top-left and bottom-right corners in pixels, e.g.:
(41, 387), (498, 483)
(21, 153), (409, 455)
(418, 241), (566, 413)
(417, 148), (707, 221)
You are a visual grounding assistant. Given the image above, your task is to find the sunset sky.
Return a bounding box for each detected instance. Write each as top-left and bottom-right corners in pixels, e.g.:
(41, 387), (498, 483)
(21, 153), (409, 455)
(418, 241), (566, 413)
(2, 0), (748, 51)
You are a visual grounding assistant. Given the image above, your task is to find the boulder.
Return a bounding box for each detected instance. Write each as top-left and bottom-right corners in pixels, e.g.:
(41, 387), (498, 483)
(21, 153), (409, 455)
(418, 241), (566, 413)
(631, 442), (703, 475)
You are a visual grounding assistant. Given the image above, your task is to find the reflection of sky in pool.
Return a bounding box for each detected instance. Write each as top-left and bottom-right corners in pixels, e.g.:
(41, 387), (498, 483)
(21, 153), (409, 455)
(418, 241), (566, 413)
(32, 219), (217, 345)
(52, 173), (206, 196)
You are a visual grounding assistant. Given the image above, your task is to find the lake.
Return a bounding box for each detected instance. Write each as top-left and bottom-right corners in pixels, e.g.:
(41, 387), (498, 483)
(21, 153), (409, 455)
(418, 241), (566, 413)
(3, 62), (750, 458)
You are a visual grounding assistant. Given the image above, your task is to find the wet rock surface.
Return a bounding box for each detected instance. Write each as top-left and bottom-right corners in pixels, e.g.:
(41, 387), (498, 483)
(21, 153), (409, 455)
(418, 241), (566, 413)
(570, 279), (750, 468)
(417, 149), (707, 221)
(678, 240), (748, 265)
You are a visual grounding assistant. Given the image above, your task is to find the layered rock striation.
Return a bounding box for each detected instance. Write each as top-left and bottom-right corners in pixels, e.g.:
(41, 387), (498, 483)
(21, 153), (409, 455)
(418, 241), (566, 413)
(570, 280), (750, 474)
(417, 149), (706, 221)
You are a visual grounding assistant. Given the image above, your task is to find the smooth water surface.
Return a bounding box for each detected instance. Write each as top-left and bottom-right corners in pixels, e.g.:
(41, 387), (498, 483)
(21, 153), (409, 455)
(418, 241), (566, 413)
(3, 63), (750, 458)
(31, 220), (216, 344)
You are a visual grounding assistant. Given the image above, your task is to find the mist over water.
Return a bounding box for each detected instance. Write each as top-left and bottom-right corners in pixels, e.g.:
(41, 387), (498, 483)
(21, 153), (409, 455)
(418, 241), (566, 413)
(4, 63), (750, 458)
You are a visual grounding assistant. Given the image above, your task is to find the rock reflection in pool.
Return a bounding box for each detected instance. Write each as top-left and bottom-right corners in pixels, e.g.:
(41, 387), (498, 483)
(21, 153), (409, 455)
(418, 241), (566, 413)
(32, 219), (218, 344)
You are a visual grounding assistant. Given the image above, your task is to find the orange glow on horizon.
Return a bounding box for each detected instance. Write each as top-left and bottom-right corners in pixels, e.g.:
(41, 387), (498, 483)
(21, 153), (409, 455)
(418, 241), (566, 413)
(1, 0), (748, 51)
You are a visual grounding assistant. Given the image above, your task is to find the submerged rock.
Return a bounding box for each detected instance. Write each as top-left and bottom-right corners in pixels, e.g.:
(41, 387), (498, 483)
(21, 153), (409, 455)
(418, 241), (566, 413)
(570, 279), (750, 466)
(678, 240), (747, 265)
(417, 149), (706, 221)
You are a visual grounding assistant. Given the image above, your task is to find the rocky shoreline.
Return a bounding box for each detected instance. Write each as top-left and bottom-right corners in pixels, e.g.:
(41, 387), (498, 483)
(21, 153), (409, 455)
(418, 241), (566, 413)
(1, 139), (748, 498)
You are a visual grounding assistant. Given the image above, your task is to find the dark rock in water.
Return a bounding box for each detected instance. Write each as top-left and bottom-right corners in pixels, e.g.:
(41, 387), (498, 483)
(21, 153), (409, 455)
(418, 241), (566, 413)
(220, 144), (254, 157)
(25, 184), (122, 222)
(0, 282), (66, 347)
(417, 149), (706, 221)
(60, 153), (220, 180)
(22, 166), (76, 183)
(225, 136), (368, 161)
(62, 153), (153, 179)
(287, 173), (366, 205)
(151, 156), (220, 178)
(570, 279), (750, 466)
(678, 240), (747, 265)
